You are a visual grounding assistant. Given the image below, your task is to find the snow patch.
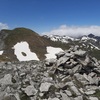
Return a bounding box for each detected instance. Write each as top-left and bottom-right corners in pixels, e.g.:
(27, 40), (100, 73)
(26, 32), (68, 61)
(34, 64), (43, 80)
(45, 46), (64, 59)
(0, 51), (3, 55)
(13, 41), (39, 61)
(81, 36), (89, 42)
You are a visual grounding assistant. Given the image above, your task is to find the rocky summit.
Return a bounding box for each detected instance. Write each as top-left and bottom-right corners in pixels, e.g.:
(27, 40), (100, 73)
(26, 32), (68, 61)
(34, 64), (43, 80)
(0, 46), (100, 100)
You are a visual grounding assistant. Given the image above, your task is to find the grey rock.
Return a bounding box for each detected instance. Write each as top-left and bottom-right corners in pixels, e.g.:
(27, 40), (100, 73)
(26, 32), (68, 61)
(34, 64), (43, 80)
(85, 90), (95, 95)
(65, 52), (73, 57)
(23, 85), (37, 96)
(89, 97), (99, 100)
(39, 82), (52, 92)
(0, 74), (13, 86)
(64, 90), (72, 96)
(60, 91), (71, 100)
(73, 50), (86, 56)
(72, 64), (82, 73)
(57, 56), (69, 67)
(56, 51), (65, 59)
(48, 97), (60, 100)
(3, 95), (17, 100)
(45, 58), (57, 66)
(70, 86), (81, 96)
(74, 96), (83, 100)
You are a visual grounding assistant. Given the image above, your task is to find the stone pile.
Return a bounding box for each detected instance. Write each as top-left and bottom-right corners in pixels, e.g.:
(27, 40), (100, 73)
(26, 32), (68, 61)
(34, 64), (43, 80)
(0, 47), (100, 100)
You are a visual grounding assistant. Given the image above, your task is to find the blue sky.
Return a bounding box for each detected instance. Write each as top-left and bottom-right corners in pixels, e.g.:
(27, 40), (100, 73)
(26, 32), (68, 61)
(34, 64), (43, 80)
(0, 0), (100, 36)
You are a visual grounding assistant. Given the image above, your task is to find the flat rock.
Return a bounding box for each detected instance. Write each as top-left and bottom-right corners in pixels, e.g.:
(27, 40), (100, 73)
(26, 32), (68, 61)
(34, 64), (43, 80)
(0, 74), (13, 86)
(70, 85), (81, 96)
(39, 82), (52, 92)
(74, 96), (83, 100)
(45, 58), (57, 66)
(89, 97), (98, 100)
(57, 56), (69, 66)
(85, 90), (95, 95)
(64, 90), (72, 96)
(56, 51), (65, 59)
(73, 50), (86, 56)
(60, 91), (71, 100)
(23, 85), (37, 96)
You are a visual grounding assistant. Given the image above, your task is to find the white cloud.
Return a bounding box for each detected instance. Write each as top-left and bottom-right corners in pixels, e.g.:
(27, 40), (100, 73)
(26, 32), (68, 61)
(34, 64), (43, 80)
(0, 22), (9, 30)
(42, 25), (100, 37)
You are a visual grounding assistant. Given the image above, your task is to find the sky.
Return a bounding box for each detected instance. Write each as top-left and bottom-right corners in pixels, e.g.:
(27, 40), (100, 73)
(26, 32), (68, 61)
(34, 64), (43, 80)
(0, 0), (100, 36)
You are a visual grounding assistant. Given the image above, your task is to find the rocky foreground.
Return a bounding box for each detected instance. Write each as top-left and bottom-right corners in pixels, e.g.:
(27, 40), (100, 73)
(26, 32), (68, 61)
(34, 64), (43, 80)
(0, 47), (100, 100)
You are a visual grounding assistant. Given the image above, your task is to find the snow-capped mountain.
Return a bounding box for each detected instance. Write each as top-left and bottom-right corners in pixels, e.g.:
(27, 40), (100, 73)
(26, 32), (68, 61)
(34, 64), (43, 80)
(43, 34), (78, 43)
(43, 34), (100, 50)
(43, 34), (100, 60)
(0, 27), (100, 61)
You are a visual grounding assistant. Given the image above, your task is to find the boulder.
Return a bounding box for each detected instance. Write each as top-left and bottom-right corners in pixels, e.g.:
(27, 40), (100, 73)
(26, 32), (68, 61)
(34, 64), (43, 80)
(60, 91), (71, 100)
(23, 85), (37, 96)
(89, 97), (99, 100)
(56, 51), (65, 59)
(57, 56), (69, 67)
(0, 74), (13, 86)
(73, 50), (86, 57)
(39, 82), (52, 92)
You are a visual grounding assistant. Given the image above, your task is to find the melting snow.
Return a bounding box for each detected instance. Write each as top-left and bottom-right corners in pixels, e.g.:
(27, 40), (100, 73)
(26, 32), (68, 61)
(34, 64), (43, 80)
(45, 46), (64, 59)
(13, 41), (39, 61)
(0, 51), (3, 55)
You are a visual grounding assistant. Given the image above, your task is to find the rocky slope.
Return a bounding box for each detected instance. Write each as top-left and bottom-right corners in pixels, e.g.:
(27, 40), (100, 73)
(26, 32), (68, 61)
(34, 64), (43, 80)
(0, 47), (100, 100)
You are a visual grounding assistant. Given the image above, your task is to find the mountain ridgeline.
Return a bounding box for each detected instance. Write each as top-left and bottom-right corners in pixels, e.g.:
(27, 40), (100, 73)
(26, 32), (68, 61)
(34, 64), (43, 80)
(0, 28), (69, 61)
(0, 27), (100, 61)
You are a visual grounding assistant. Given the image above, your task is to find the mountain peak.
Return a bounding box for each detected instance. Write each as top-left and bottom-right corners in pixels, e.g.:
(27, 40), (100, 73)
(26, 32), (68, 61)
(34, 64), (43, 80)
(88, 33), (95, 38)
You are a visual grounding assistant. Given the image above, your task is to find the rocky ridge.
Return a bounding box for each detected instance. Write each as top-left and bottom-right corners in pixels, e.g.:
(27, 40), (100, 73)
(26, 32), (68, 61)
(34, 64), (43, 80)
(0, 47), (100, 100)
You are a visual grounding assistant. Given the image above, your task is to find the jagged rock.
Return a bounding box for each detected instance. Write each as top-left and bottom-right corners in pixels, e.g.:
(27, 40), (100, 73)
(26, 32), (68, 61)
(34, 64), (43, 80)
(64, 90), (72, 96)
(73, 50), (86, 57)
(60, 91), (71, 100)
(66, 81), (74, 86)
(45, 58), (57, 66)
(39, 82), (52, 92)
(22, 85), (37, 96)
(70, 85), (81, 96)
(56, 51), (65, 59)
(14, 93), (20, 100)
(57, 56), (69, 67)
(0, 74), (13, 86)
(64, 52), (73, 57)
(74, 96), (83, 100)
(71, 64), (82, 73)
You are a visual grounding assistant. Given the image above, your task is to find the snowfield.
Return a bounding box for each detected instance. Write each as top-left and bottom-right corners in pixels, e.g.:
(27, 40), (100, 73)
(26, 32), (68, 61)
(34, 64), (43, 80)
(45, 46), (64, 59)
(13, 41), (39, 61)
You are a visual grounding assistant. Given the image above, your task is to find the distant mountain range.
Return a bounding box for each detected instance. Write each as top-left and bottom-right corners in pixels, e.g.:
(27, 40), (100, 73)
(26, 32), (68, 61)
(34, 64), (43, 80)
(0, 27), (100, 61)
